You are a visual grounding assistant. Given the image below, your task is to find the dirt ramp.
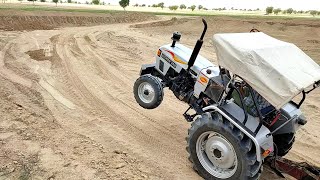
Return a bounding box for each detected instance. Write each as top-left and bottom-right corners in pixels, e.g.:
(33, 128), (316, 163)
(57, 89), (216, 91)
(131, 17), (191, 28)
(0, 11), (157, 31)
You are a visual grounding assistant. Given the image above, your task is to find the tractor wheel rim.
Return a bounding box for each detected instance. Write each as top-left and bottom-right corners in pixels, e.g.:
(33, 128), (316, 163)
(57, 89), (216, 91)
(138, 82), (155, 104)
(196, 131), (238, 179)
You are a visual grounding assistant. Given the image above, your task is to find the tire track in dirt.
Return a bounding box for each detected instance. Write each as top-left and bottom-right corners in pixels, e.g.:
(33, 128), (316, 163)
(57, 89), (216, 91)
(3, 16), (315, 179)
(45, 26), (199, 179)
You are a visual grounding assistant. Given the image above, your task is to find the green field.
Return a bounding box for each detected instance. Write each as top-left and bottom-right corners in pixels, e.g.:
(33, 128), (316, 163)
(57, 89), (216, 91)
(1, 3), (319, 20)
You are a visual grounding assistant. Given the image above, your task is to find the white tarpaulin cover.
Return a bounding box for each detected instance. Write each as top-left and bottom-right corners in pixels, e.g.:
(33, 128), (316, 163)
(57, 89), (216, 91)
(213, 32), (320, 109)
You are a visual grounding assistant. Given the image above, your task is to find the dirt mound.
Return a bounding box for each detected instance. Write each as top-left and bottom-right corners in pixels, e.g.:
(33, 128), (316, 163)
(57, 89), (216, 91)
(131, 17), (191, 28)
(0, 11), (156, 31)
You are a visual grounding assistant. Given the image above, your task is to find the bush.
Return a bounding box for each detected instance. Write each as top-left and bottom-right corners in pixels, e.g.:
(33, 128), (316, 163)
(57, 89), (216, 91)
(119, 0), (129, 10)
(273, 8), (281, 15)
(168, 5), (178, 11)
(52, 0), (58, 6)
(310, 10), (318, 16)
(266, 6), (273, 14)
(287, 8), (294, 14)
(190, 5), (196, 11)
(92, 0), (99, 5)
(198, 5), (203, 10)
(180, 4), (186, 9)
(158, 2), (164, 9)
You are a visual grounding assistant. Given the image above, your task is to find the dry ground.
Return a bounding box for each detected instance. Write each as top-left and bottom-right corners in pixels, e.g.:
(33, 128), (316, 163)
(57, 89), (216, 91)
(0, 10), (320, 179)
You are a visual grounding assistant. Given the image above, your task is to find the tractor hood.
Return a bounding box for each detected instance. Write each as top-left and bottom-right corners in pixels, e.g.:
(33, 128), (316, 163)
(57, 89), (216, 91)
(213, 32), (320, 109)
(160, 44), (215, 74)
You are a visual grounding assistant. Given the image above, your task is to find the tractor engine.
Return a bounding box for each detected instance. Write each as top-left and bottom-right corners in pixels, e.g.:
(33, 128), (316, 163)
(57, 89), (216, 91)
(169, 71), (195, 103)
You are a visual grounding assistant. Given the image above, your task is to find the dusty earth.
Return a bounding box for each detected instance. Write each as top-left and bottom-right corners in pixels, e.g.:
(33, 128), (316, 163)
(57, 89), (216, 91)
(0, 10), (320, 179)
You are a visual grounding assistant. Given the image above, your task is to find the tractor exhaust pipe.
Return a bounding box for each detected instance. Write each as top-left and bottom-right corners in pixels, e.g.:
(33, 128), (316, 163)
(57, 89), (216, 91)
(187, 19), (207, 71)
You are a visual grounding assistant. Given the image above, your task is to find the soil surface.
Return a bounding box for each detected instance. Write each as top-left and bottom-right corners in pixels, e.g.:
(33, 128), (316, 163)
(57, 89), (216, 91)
(0, 11), (320, 179)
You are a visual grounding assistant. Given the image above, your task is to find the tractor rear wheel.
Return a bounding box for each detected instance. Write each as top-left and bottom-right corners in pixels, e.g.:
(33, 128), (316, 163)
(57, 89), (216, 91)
(273, 133), (295, 157)
(186, 112), (261, 180)
(133, 74), (163, 109)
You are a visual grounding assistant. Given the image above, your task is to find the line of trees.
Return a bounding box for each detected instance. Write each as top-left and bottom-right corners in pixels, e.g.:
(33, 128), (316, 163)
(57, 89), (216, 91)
(266, 7), (320, 16)
(132, 3), (201, 11)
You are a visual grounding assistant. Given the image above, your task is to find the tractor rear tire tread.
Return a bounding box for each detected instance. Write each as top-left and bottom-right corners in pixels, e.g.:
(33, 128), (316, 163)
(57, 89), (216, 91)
(273, 133), (295, 157)
(186, 112), (261, 180)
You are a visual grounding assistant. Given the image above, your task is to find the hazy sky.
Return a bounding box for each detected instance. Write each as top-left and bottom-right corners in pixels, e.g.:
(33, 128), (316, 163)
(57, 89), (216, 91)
(107, 0), (320, 11)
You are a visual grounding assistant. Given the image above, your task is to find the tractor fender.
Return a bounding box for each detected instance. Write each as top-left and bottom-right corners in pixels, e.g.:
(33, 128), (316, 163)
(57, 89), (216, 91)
(203, 105), (264, 162)
(140, 63), (156, 75)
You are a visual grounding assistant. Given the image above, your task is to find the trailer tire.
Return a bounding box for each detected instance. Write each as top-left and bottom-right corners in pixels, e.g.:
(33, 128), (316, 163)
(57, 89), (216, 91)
(133, 74), (163, 109)
(186, 112), (261, 180)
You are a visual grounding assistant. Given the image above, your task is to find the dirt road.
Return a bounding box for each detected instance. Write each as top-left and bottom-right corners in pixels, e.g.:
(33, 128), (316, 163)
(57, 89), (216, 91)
(0, 13), (319, 179)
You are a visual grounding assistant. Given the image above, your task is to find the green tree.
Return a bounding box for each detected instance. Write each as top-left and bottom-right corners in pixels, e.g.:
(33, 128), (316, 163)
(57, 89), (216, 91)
(158, 2), (164, 9)
(310, 10), (317, 16)
(266, 6), (273, 14)
(40, 0), (45, 2)
(119, 0), (129, 10)
(52, 0), (58, 6)
(92, 0), (99, 5)
(180, 4), (186, 9)
(169, 5), (178, 11)
(198, 5), (203, 10)
(67, 0), (71, 3)
(273, 8), (281, 15)
(287, 8), (294, 14)
(190, 5), (196, 11)
(282, 10), (287, 14)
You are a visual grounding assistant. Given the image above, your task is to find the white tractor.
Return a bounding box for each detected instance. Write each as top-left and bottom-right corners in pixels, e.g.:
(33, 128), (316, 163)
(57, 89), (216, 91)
(133, 19), (320, 179)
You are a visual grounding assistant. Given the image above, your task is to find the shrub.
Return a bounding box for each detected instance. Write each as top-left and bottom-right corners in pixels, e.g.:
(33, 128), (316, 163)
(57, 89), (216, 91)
(190, 5), (196, 11)
(119, 0), (129, 10)
(273, 8), (281, 15)
(180, 4), (186, 9)
(168, 5), (178, 11)
(52, 0), (58, 6)
(92, 0), (99, 5)
(158, 2), (164, 9)
(287, 8), (294, 14)
(310, 10), (318, 16)
(266, 6), (273, 14)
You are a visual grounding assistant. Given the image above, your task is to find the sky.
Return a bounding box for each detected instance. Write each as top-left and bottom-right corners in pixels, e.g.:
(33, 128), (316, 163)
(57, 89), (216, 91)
(106, 0), (320, 11)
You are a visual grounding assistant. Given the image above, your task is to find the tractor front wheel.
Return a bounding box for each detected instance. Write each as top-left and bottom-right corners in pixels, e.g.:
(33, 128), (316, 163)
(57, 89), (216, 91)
(186, 113), (261, 180)
(133, 74), (163, 109)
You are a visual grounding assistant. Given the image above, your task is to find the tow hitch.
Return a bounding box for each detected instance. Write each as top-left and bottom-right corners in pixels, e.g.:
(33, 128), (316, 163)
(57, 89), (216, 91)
(267, 157), (320, 180)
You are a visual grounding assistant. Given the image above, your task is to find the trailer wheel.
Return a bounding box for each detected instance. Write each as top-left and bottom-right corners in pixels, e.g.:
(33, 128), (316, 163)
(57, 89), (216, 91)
(133, 74), (163, 109)
(186, 112), (261, 180)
